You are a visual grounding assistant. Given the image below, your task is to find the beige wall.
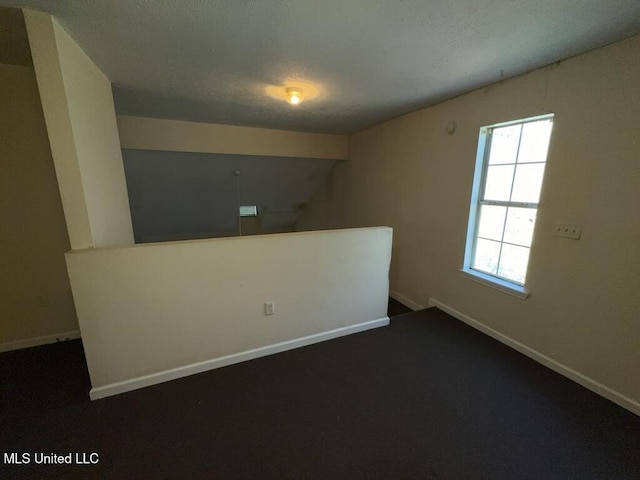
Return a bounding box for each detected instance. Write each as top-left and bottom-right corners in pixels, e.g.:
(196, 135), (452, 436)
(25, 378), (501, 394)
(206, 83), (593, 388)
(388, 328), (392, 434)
(0, 63), (78, 348)
(66, 227), (392, 397)
(299, 35), (640, 409)
(117, 115), (349, 160)
(25, 10), (133, 249)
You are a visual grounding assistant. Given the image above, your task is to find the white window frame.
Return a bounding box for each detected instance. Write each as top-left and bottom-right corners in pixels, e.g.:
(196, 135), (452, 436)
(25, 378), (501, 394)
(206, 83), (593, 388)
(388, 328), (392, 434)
(461, 114), (554, 298)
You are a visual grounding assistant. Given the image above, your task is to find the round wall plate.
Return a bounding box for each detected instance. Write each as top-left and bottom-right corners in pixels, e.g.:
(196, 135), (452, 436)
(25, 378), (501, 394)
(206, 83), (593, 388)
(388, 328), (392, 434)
(446, 121), (457, 134)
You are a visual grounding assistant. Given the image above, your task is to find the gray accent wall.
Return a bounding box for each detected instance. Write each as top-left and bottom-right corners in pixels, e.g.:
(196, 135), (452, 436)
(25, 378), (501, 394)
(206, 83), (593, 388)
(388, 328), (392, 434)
(122, 149), (338, 243)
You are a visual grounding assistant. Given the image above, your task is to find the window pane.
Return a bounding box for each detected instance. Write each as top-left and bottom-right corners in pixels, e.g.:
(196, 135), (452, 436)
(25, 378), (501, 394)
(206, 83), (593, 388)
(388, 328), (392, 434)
(483, 165), (514, 201)
(465, 115), (553, 289)
(473, 238), (501, 275)
(477, 205), (506, 241)
(510, 163), (545, 203)
(239, 205), (257, 217)
(517, 120), (552, 163)
(488, 124), (521, 165)
(497, 244), (530, 284)
(503, 207), (536, 247)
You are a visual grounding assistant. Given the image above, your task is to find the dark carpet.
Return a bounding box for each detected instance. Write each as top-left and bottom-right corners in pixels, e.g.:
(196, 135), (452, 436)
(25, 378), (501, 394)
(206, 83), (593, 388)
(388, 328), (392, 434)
(387, 297), (413, 317)
(1, 307), (639, 479)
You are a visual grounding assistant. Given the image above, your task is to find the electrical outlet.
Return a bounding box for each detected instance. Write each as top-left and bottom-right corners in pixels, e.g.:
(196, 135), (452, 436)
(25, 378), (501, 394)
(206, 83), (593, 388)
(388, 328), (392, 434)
(265, 301), (275, 315)
(552, 222), (582, 240)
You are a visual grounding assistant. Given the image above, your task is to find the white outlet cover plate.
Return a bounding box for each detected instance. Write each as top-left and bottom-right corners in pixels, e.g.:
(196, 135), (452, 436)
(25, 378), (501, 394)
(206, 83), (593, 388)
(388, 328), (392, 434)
(553, 222), (582, 240)
(265, 301), (275, 315)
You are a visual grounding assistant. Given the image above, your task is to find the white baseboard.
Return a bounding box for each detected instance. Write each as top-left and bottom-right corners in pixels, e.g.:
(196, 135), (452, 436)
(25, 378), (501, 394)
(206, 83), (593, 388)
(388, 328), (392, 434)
(389, 290), (426, 311)
(0, 330), (81, 353)
(428, 298), (640, 417)
(90, 317), (390, 400)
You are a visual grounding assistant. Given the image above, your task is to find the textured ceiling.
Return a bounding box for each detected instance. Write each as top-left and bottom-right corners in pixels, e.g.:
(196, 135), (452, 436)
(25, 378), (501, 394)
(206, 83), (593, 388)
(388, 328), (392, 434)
(2, 1), (640, 133)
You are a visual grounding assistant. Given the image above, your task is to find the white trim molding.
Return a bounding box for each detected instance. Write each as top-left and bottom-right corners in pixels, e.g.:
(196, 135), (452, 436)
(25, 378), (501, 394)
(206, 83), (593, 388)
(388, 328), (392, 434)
(0, 330), (81, 353)
(389, 290), (426, 312)
(428, 298), (640, 416)
(459, 269), (530, 299)
(90, 317), (389, 400)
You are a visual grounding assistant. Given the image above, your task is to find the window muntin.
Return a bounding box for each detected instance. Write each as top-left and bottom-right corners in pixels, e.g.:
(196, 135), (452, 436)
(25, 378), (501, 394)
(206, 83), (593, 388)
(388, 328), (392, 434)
(465, 115), (553, 288)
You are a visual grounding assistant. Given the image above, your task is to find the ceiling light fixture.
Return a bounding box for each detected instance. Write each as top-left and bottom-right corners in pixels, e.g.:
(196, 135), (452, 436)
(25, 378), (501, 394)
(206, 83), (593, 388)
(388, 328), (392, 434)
(285, 88), (303, 106)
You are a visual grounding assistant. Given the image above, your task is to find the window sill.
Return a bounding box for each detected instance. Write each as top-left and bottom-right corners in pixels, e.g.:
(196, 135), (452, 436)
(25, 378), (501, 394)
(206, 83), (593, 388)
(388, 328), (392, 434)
(459, 269), (530, 300)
